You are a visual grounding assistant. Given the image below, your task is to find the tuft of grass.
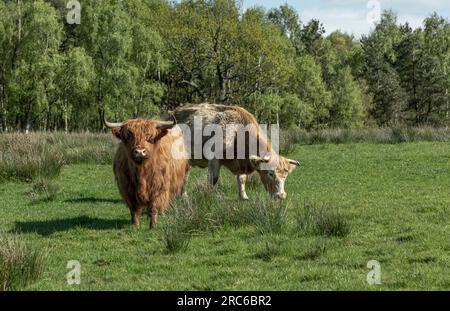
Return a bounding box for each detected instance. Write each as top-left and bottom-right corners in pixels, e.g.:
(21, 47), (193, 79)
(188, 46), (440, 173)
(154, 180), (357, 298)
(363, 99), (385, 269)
(168, 180), (252, 234)
(0, 233), (46, 291)
(161, 197), (192, 254)
(247, 198), (287, 235)
(254, 238), (282, 262)
(161, 180), (289, 252)
(28, 178), (60, 203)
(296, 201), (351, 237)
(296, 239), (328, 261)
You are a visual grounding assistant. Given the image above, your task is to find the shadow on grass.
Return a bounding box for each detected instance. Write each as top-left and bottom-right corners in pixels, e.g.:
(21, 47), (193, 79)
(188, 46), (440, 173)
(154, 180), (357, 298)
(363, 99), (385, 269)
(64, 197), (123, 204)
(12, 216), (129, 236)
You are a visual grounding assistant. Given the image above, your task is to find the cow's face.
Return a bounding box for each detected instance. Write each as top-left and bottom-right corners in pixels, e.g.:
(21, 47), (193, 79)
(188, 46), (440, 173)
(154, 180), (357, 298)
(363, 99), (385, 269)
(251, 155), (300, 199)
(107, 119), (175, 164)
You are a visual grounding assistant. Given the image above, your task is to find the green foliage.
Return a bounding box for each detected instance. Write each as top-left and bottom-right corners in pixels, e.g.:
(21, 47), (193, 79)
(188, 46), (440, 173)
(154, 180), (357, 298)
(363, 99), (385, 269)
(292, 55), (332, 128)
(0, 2), (449, 132)
(0, 233), (46, 291)
(329, 67), (366, 128)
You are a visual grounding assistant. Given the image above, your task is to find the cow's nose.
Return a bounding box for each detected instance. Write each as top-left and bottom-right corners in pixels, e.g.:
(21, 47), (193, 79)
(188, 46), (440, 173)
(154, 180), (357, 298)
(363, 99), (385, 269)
(133, 148), (147, 158)
(275, 192), (287, 200)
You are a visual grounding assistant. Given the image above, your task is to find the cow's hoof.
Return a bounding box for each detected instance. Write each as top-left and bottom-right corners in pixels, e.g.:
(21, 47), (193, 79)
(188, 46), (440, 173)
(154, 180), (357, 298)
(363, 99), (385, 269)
(240, 194), (249, 200)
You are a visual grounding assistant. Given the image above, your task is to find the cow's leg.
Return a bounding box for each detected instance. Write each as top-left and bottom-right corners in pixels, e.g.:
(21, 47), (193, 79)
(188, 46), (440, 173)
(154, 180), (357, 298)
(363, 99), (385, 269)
(130, 205), (144, 228)
(147, 194), (169, 229)
(208, 159), (221, 186)
(237, 174), (249, 200)
(147, 204), (158, 229)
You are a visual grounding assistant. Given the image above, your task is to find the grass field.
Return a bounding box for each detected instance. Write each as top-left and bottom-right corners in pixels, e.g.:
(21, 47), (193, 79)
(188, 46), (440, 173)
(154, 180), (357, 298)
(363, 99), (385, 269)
(0, 141), (449, 290)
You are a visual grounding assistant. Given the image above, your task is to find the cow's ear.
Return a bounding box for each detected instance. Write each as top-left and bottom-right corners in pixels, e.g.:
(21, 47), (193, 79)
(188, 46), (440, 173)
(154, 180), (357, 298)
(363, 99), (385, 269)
(111, 127), (122, 140)
(287, 159), (300, 172)
(149, 129), (170, 143)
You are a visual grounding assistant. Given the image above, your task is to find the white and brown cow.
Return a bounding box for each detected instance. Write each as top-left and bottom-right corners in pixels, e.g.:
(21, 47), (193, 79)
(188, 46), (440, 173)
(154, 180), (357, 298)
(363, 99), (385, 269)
(171, 103), (300, 200)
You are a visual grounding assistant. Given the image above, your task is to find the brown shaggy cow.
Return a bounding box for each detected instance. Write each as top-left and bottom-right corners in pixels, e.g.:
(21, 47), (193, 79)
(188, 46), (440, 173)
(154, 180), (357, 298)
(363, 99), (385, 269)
(171, 103), (300, 200)
(105, 118), (190, 229)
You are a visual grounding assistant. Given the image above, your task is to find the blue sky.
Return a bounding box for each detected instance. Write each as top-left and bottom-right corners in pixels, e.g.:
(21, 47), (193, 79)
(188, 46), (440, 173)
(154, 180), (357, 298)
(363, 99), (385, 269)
(242, 0), (450, 38)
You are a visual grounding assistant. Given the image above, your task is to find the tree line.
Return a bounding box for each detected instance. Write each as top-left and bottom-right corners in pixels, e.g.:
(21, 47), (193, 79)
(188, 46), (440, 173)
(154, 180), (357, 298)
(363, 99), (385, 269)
(0, 0), (449, 132)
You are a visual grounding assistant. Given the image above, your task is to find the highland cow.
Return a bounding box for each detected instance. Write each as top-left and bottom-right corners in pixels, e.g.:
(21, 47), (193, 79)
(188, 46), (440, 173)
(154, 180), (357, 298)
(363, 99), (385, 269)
(106, 118), (189, 229)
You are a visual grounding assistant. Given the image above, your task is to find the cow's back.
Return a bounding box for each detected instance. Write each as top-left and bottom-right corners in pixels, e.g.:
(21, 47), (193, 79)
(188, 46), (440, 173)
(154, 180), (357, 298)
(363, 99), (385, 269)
(172, 103), (268, 174)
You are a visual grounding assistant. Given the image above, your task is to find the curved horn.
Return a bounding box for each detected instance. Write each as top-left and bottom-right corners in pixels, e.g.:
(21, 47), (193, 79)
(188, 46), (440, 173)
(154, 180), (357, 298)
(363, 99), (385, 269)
(288, 159), (300, 166)
(249, 155), (271, 163)
(104, 119), (124, 128)
(156, 113), (177, 130)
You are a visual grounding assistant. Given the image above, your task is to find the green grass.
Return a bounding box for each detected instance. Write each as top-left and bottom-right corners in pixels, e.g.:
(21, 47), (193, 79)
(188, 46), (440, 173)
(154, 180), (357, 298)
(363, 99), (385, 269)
(0, 142), (449, 290)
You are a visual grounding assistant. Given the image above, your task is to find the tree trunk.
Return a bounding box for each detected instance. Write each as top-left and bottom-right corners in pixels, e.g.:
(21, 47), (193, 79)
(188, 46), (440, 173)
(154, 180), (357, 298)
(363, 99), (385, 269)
(217, 65), (226, 102)
(0, 85), (6, 132)
(64, 112), (68, 133)
(98, 108), (104, 132)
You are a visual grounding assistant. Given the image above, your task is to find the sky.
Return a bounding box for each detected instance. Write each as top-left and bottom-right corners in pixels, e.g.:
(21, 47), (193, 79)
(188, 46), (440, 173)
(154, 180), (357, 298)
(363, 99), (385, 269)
(242, 0), (450, 38)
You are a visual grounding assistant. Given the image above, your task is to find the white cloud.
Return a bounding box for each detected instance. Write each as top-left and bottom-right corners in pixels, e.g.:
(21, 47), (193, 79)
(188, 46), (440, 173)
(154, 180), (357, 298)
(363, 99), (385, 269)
(299, 8), (372, 38)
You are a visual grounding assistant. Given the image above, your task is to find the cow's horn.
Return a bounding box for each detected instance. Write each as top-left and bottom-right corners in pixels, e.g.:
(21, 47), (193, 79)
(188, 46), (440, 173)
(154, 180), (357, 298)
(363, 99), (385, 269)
(156, 113), (177, 130)
(249, 155), (261, 161)
(156, 121), (176, 130)
(288, 159), (300, 166)
(104, 119), (124, 128)
(249, 155), (270, 163)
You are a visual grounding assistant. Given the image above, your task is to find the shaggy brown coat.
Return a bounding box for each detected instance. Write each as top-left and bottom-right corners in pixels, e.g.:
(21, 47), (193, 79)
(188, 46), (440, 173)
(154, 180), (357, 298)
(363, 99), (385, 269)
(110, 119), (189, 229)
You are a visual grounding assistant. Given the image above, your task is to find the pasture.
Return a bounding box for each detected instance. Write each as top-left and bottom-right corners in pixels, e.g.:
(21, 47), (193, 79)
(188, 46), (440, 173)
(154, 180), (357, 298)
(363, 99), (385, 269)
(0, 133), (449, 290)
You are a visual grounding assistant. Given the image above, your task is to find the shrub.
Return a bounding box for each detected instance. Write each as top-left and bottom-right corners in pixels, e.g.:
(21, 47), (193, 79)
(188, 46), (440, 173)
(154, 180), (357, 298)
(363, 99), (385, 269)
(0, 234), (46, 291)
(296, 201), (350, 237)
(28, 178), (60, 203)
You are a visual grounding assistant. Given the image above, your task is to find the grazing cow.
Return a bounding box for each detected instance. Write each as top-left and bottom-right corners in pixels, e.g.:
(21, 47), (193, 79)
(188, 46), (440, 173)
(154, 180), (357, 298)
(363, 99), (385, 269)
(105, 118), (190, 229)
(171, 103), (300, 200)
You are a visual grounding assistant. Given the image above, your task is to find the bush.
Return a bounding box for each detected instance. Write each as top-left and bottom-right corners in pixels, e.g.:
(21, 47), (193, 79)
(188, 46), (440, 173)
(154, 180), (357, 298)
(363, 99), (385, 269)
(28, 178), (60, 203)
(0, 234), (46, 291)
(296, 201), (350, 237)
